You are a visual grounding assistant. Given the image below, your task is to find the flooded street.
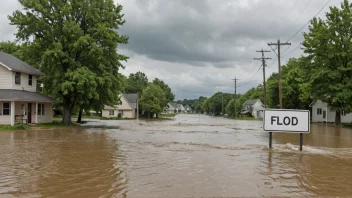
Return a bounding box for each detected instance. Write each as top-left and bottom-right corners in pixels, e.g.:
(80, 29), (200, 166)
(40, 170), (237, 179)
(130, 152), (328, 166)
(1, 114), (352, 197)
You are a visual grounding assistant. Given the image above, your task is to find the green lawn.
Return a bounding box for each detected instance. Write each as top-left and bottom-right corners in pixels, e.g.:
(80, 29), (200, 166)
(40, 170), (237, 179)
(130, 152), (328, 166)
(36, 121), (80, 129)
(0, 124), (31, 131)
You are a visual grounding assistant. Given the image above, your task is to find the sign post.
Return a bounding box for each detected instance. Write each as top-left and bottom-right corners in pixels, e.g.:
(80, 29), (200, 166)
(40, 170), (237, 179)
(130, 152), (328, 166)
(263, 109), (310, 151)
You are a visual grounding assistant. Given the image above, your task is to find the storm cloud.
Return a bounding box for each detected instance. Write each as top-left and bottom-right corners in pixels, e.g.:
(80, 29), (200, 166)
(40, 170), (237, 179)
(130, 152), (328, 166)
(0, 0), (340, 99)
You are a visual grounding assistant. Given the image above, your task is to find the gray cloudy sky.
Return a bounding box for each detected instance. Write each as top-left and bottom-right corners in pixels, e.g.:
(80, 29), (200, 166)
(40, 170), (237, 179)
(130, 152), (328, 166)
(0, 0), (341, 100)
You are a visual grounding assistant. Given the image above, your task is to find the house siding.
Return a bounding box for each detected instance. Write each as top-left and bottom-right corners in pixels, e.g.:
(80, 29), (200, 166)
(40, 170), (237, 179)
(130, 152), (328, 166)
(312, 100), (352, 123)
(251, 100), (264, 118)
(102, 109), (135, 118)
(37, 103), (52, 123)
(0, 116), (11, 125)
(0, 65), (13, 89)
(102, 95), (136, 119)
(12, 72), (37, 92)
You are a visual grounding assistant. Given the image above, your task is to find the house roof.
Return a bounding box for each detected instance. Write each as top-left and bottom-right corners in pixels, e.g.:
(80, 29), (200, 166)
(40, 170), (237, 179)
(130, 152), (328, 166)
(0, 52), (44, 76)
(123, 93), (138, 109)
(168, 103), (178, 109)
(0, 89), (55, 102)
(243, 99), (259, 106)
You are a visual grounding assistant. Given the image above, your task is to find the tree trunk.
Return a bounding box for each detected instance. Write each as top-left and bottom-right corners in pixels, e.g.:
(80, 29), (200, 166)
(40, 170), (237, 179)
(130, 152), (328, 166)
(62, 103), (74, 125)
(335, 110), (341, 125)
(147, 112), (150, 119)
(77, 108), (83, 123)
(156, 113), (159, 118)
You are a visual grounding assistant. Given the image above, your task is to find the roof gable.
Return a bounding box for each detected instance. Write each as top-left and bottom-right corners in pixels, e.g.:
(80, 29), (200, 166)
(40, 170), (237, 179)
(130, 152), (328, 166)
(243, 99), (259, 106)
(123, 93), (138, 109)
(0, 52), (43, 76)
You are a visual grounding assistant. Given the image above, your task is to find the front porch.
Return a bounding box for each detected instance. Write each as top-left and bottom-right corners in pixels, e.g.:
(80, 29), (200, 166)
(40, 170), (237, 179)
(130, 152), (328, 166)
(0, 101), (53, 126)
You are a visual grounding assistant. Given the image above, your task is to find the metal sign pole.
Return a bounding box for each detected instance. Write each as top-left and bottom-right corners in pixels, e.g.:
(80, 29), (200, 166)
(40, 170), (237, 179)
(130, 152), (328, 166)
(300, 133), (303, 151)
(269, 132), (272, 148)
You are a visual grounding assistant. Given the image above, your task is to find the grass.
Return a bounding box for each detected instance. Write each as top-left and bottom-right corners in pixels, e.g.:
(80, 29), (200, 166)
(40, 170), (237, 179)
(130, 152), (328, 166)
(0, 124), (31, 131)
(36, 120), (80, 129)
(101, 116), (136, 120)
(160, 113), (176, 117)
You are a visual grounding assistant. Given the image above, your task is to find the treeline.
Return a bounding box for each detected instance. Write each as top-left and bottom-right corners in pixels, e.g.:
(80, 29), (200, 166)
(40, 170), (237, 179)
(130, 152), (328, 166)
(122, 71), (175, 118)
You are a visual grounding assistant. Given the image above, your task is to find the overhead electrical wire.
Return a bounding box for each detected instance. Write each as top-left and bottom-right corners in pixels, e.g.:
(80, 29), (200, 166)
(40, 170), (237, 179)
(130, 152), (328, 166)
(286, 0), (332, 42)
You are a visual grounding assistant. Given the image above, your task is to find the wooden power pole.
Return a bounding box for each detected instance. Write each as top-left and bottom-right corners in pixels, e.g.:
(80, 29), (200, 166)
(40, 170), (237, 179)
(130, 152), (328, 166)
(232, 77), (239, 119)
(254, 49), (271, 108)
(268, 39), (291, 109)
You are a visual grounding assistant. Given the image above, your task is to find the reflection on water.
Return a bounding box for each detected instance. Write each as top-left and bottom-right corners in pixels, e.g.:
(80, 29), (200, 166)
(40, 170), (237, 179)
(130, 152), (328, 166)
(0, 114), (352, 197)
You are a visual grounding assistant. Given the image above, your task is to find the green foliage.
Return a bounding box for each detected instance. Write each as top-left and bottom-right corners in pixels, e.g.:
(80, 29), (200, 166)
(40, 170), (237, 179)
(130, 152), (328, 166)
(0, 124), (31, 131)
(301, 0), (352, 123)
(0, 41), (21, 55)
(9, 0), (128, 125)
(152, 78), (175, 102)
(125, 72), (148, 96)
(118, 113), (122, 119)
(140, 84), (167, 117)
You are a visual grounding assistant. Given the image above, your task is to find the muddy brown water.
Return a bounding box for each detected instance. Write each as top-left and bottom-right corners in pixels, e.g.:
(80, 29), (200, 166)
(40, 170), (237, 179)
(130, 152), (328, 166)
(1, 114), (352, 197)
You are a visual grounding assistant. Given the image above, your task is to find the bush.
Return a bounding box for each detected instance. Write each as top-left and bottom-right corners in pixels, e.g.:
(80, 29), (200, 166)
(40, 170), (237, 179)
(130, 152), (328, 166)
(0, 124), (31, 131)
(118, 113), (122, 119)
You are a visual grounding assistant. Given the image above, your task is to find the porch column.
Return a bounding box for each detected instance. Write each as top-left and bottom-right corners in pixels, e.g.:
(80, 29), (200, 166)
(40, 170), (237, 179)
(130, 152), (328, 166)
(10, 101), (15, 126)
(35, 102), (38, 123)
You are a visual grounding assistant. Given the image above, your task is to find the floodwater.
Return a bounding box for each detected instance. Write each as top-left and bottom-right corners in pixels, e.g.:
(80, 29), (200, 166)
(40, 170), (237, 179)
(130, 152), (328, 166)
(1, 115), (352, 197)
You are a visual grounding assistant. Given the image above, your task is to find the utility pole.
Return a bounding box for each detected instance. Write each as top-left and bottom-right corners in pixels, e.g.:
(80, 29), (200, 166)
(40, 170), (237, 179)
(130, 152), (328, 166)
(254, 49), (271, 108)
(268, 39), (291, 109)
(232, 77), (239, 119)
(221, 92), (224, 115)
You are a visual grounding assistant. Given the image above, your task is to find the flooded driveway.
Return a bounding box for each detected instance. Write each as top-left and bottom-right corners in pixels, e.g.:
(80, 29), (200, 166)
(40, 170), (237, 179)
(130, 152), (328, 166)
(1, 114), (352, 197)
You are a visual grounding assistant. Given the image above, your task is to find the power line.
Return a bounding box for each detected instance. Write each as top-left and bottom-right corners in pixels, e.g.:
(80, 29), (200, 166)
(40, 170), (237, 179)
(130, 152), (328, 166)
(268, 40), (291, 109)
(254, 49), (271, 108)
(286, 0), (299, 19)
(286, 0), (332, 42)
(282, 43), (302, 57)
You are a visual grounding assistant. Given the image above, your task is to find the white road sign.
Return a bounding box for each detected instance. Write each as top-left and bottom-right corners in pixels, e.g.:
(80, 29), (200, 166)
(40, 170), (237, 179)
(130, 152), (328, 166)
(263, 109), (310, 133)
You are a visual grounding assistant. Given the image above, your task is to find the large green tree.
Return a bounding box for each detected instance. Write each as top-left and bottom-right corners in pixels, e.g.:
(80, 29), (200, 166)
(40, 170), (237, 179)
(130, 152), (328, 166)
(9, 0), (128, 124)
(125, 72), (148, 96)
(140, 84), (167, 118)
(152, 78), (175, 102)
(302, 0), (352, 124)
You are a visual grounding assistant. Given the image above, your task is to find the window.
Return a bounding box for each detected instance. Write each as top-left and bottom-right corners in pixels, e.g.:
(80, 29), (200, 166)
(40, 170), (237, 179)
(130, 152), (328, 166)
(342, 111), (347, 116)
(119, 110), (124, 116)
(109, 110), (114, 116)
(38, 104), (44, 115)
(317, 108), (322, 115)
(3, 103), (10, 115)
(28, 75), (33, 86)
(15, 72), (21, 85)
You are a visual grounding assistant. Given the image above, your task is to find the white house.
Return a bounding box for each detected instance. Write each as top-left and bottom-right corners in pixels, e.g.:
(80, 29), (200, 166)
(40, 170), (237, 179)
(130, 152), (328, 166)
(0, 52), (55, 126)
(102, 93), (138, 119)
(165, 103), (177, 114)
(310, 100), (352, 123)
(184, 105), (192, 113)
(240, 99), (264, 118)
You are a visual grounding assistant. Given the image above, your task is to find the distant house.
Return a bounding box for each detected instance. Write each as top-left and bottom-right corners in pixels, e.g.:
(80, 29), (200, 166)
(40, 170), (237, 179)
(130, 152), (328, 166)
(184, 105), (192, 113)
(165, 103), (178, 114)
(178, 104), (186, 113)
(165, 103), (187, 114)
(241, 99), (264, 118)
(0, 52), (55, 126)
(102, 93), (138, 119)
(310, 100), (352, 123)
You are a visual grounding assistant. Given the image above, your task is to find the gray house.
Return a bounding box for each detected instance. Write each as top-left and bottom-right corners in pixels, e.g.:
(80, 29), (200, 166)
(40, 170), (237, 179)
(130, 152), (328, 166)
(241, 99), (264, 118)
(0, 52), (55, 125)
